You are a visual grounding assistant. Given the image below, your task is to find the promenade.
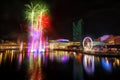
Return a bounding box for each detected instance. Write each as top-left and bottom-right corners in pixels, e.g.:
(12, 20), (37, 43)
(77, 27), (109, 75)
(82, 51), (120, 57)
(53, 48), (120, 57)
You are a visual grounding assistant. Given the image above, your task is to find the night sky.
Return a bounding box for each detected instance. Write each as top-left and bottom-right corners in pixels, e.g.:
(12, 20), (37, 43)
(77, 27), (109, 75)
(0, 0), (120, 40)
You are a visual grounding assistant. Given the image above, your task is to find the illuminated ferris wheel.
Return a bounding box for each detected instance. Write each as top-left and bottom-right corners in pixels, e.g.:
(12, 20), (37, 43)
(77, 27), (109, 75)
(82, 37), (93, 51)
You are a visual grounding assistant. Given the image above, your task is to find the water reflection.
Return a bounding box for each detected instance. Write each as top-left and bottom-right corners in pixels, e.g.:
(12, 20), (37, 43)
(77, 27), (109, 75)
(73, 53), (83, 80)
(101, 57), (120, 72)
(18, 53), (25, 69)
(113, 58), (120, 67)
(83, 55), (95, 75)
(27, 51), (70, 80)
(27, 52), (43, 80)
(0, 50), (25, 69)
(48, 51), (69, 63)
(0, 53), (2, 64)
(101, 57), (112, 72)
(82, 54), (120, 80)
(1, 50), (120, 80)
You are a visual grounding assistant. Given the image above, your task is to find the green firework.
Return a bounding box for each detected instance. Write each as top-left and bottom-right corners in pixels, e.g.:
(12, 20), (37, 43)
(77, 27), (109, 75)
(24, 1), (49, 26)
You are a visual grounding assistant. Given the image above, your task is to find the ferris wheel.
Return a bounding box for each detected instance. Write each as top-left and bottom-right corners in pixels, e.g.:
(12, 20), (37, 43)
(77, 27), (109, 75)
(82, 37), (93, 51)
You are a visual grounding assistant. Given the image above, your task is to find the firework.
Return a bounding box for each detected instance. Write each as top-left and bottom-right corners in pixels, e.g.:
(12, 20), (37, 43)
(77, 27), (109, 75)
(24, 1), (49, 53)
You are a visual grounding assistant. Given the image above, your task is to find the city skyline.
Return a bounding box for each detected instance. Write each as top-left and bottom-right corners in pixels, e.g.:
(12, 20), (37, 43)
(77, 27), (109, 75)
(0, 0), (120, 40)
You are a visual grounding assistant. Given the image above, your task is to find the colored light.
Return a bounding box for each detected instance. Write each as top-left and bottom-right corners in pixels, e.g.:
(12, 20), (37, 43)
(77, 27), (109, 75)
(83, 55), (94, 74)
(25, 1), (50, 54)
(56, 39), (69, 42)
(83, 37), (93, 51)
(101, 58), (112, 72)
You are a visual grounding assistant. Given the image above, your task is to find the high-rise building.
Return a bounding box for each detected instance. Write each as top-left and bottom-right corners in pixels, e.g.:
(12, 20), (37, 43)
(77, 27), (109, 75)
(73, 19), (83, 42)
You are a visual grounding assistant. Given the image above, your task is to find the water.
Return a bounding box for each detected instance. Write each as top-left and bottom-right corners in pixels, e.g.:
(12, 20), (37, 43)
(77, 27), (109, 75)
(0, 50), (120, 80)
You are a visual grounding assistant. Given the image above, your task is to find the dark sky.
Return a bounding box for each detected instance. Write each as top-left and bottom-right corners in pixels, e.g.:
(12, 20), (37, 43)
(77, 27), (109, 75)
(0, 0), (120, 40)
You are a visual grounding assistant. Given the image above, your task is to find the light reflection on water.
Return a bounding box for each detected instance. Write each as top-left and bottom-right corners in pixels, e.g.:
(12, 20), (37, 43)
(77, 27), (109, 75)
(83, 55), (94, 75)
(0, 50), (120, 80)
(27, 52), (43, 80)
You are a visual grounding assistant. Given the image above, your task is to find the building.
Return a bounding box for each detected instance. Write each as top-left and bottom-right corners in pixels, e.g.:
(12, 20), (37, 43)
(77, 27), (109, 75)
(49, 39), (80, 50)
(98, 35), (120, 45)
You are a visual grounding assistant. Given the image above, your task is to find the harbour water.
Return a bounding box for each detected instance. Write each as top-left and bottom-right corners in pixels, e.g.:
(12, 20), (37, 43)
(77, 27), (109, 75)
(0, 50), (120, 80)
